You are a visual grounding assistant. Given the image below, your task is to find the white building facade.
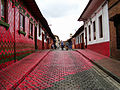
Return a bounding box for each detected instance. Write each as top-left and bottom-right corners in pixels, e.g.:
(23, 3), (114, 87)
(78, 0), (110, 56)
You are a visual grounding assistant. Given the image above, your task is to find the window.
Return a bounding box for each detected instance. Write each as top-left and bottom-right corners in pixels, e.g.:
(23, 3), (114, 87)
(29, 22), (33, 36)
(85, 27), (87, 41)
(76, 37), (78, 44)
(85, 28), (87, 38)
(45, 32), (47, 40)
(99, 15), (103, 38)
(1, 0), (8, 22)
(93, 21), (96, 40)
(80, 35), (81, 43)
(78, 36), (79, 44)
(79, 35), (81, 43)
(20, 13), (25, 31)
(1, 0), (4, 17)
(89, 25), (91, 41)
(39, 24), (41, 36)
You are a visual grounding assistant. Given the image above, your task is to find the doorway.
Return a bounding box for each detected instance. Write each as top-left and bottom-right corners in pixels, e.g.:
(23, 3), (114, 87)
(42, 32), (44, 49)
(116, 24), (120, 49)
(35, 26), (37, 50)
(85, 28), (87, 48)
(81, 33), (84, 49)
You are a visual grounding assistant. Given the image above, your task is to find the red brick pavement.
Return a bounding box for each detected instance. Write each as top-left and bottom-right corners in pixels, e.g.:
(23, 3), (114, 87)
(16, 51), (94, 89)
(76, 49), (120, 79)
(0, 50), (119, 89)
(0, 50), (50, 89)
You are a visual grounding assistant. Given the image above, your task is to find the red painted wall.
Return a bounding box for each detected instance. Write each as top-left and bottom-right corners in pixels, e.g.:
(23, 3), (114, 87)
(0, 0), (15, 69)
(0, 25), (14, 69)
(75, 43), (85, 49)
(0, 0), (51, 70)
(87, 42), (110, 56)
(75, 44), (80, 49)
(13, 0), (36, 60)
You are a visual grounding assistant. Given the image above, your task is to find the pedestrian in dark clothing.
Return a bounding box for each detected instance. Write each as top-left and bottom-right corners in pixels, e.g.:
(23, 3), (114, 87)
(61, 41), (64, 50)
(66, 42), (69, 50)
(51, 44), (54, 49)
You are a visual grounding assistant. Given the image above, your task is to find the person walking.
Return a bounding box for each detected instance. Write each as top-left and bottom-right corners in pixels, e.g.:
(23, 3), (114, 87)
(51, 43), (54, 49)
(61, 41), (64, 50)
(65, 42), (69, 50)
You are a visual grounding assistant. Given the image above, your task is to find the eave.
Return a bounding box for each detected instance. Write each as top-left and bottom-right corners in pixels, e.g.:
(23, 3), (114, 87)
(78, 0), (105, 21)
(23, 0), (55, 39)
(72, 25), (84, 38)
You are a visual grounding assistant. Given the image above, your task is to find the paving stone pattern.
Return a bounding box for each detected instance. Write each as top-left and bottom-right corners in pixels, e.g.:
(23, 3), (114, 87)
(16, 51), (119, 90)
(0, 51), (50, 89)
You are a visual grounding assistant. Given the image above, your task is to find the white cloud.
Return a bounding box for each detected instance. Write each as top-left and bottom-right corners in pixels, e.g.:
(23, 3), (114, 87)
(48, 16), (83, 41)
(35, 0), (89, 41)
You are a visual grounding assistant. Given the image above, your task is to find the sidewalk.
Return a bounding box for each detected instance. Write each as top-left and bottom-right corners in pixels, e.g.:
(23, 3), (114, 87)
(76, 49), (120, 83)
(0, 50), (50, 90)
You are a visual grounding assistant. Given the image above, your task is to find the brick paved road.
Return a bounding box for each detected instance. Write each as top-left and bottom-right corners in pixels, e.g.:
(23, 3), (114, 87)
(16, 50), (120, 90)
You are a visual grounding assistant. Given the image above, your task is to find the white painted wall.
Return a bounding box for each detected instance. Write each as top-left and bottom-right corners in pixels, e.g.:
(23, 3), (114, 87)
(75, 36), (78, 44)
(37, 22), (42, 41)
(37, 22), (47, 42)
(75, 31), (84, 44)
(79, 31), (84, 43)
(84, 1), (110, 45)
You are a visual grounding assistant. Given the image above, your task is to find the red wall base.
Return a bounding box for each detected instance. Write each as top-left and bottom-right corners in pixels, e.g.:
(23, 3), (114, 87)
(87, 42), (110, 56)
(75, 43), (85, 49)
(75, 44), (79, 49)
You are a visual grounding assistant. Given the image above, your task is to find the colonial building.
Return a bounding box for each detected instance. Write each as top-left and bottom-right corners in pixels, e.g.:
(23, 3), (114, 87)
(72, 25), (85, 49)
(0, 0), (54, 69)
(78, 0), (110, 56)
(108, 0), (120, 59)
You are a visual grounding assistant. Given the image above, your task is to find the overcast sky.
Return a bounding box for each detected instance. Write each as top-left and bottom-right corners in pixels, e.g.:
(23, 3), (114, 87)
(35, 0), (89, 41)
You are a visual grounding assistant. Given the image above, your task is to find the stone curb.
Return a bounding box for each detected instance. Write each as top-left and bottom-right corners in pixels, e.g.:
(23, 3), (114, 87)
(11, 50), (51, 89)
(75, 50), (120, 84)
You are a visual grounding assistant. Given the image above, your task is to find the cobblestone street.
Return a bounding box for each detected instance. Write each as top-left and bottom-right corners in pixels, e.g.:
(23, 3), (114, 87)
(1, 0), (120, 90)
(16, 50), (120, 90)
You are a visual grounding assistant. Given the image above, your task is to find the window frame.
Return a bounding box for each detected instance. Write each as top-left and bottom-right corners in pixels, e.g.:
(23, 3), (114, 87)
(1, 0), (8, 22)
(85, 27), (87, 39)
(78, 36), (79, 44)
(99, 15), (103, 38)
(93, 21), (96, 40)
(44, 32), (47, 40)
(1, 0), (5, 19)
(0, 0), (9, 30)
(79, 35), (81, 44)
(80, 35), (81, 43)
(19, 12), (25, 32)
(29, 22), (33, 36)
(88, 25), (91, 41)
(39, 24), (41, 37)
